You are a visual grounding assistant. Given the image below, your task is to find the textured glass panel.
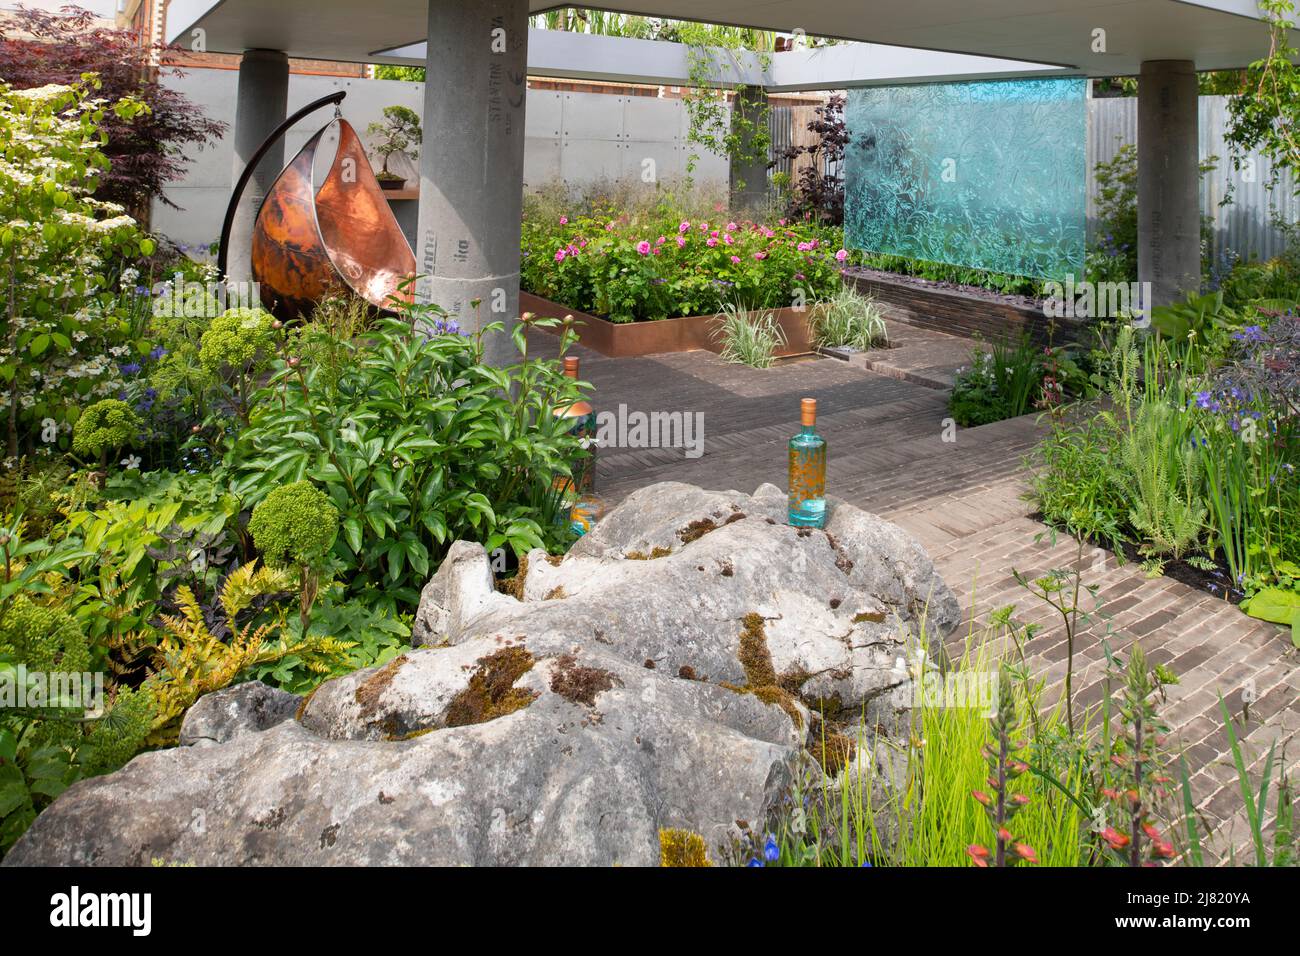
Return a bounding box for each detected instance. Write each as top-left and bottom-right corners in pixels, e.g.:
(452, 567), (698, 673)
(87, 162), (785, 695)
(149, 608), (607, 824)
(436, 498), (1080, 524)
(844, 78), (1087, 280)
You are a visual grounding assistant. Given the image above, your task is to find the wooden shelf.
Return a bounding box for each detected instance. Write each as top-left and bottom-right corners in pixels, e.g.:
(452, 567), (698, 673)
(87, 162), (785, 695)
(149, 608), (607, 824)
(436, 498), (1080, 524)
(382, 187), (419, 201)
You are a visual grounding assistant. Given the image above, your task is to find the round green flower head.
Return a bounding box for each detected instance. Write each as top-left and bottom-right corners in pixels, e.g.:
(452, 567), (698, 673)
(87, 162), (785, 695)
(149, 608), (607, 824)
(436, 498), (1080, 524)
(248, 480), (340, 568)
(0, 594), (90, 675)
(152, 286), (223, 323)
(198, 306), (276, 375)
(72, 399), (140, 459)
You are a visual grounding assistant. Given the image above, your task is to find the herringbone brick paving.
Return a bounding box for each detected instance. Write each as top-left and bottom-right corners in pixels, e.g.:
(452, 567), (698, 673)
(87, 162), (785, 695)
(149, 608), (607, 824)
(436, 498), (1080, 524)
(532, 330), (1298, 861)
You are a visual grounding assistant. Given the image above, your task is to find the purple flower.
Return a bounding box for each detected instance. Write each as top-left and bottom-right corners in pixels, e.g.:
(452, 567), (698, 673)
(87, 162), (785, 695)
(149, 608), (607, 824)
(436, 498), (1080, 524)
(763, 835), (779, 862)
(120, 362), (142, 376)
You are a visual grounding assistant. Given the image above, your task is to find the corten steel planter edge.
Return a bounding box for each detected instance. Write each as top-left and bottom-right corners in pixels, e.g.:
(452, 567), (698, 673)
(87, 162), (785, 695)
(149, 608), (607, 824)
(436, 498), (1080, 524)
(521, 292), (815, 359)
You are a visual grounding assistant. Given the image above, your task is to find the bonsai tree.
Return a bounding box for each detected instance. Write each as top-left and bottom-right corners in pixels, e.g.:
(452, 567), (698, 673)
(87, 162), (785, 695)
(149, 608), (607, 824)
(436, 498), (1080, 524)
(71, 400), (141, 470)
(248, 481), (340, 633)
(367, 105), (422, 183)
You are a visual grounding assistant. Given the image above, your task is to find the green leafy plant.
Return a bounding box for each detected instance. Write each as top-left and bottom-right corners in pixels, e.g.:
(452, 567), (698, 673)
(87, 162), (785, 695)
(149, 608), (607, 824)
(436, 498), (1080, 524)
(949, 337), (1044, 427)
(224, 307), (585, 612)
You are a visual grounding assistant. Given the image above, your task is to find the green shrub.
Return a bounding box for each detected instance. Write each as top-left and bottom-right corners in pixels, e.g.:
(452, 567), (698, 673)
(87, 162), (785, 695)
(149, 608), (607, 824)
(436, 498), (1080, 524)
(224, 308), (586, 612)
(249, 481), (340, 569)
(71, 399), (140, 463)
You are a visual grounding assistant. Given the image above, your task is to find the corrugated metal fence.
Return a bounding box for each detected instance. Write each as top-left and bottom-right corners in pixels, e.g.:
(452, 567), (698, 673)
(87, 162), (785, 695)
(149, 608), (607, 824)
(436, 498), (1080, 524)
(1090, 95), (1300, 266)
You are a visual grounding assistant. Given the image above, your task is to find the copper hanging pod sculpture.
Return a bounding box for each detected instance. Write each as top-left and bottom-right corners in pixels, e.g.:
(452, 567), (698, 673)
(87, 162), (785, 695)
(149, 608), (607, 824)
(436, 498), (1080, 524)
(251, 118), (416, 321)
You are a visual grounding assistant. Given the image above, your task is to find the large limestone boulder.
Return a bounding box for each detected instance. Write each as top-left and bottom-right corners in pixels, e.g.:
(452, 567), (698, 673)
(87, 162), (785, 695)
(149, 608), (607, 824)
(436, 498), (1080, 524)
(5, 482), (958, 867)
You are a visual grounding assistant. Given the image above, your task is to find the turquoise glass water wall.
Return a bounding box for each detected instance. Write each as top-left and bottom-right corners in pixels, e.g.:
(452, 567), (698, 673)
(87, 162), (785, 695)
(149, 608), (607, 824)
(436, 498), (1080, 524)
(844, 78), (1087, 281)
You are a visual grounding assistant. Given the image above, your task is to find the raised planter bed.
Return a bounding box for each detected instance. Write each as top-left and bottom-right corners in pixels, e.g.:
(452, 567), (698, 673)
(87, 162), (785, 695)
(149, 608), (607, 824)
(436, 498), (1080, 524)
(841, 268), (1089, 347)
(520, 291), (814, 359)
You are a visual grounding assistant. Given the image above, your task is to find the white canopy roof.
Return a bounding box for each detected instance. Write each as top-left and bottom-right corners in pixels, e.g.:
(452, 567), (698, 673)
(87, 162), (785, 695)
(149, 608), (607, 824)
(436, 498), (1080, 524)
(166, 1), (1286, 82)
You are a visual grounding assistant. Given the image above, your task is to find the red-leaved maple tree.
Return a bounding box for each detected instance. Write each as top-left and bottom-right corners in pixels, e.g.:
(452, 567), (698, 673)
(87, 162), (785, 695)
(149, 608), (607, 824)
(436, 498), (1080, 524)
(0, 4), (226, 217)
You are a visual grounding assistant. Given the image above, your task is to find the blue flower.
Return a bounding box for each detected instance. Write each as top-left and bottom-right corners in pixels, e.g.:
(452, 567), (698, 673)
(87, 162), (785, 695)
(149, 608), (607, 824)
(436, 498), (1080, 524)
(763, 835), (779, 862)
(1194, 391), (1213, 410)
(746, 858), (764, 868)
(120, 362), (142, 376)
(149, 346), (167, 361)
(860, 858), (873, 868)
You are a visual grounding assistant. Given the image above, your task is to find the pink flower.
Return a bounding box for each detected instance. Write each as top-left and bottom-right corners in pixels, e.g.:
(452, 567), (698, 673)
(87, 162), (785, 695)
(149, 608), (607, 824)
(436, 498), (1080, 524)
(753, 251), (766, 260)
(554, 249), (567, 262)
(710, 230), (719, 238)
(656, 236), (666, 245)
(676, 236), (686, 248)
(559, 216), (568, 225)
(726, 222), (738, 232)
(636, 240), (652, 255)
(679, 220), (690, 233)
(779, 218), (788, 226)
(605, 222), (616, 231)
(723, 233), (734, 245)
(797, 242), (811, 252)
(835, 249), (848, 262)
(730, 255), (741, 264)
(706, 237), (718, 247)
(700, 222), (709, 232)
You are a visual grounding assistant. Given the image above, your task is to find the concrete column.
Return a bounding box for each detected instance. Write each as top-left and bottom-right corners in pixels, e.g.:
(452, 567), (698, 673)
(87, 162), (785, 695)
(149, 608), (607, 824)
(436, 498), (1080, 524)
(729, 85), (770, 214)
(417, 0), (529, 365)
(1138, 60), (1200, 307)
(227, 49), (289, 284)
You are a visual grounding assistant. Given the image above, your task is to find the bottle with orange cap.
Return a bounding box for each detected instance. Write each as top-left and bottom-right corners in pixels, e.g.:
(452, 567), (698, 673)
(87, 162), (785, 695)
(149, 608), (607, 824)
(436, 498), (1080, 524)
(553, 355), (596, 497)
(788, 397), (826, 527)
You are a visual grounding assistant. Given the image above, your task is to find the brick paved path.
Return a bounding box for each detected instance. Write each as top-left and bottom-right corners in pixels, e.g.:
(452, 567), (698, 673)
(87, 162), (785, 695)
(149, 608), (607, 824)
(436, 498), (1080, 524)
(533, 331), (1298, 860)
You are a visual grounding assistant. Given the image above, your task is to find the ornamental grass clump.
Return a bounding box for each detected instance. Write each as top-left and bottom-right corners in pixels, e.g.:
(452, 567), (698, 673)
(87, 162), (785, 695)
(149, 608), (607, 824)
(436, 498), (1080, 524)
(248, 480), (340, 633)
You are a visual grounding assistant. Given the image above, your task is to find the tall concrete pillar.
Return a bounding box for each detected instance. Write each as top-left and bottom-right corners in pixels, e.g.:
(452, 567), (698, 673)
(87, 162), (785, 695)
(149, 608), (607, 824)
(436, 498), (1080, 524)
(1138, 60), (1201, 307)
(729, 86), (771, 214)
(227, 49), (289, 284)
(417, 0), (529, 365)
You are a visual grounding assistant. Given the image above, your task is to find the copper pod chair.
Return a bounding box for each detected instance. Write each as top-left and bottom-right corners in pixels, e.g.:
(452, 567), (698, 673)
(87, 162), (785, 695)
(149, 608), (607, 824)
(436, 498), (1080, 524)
(252, 118), (416, 322)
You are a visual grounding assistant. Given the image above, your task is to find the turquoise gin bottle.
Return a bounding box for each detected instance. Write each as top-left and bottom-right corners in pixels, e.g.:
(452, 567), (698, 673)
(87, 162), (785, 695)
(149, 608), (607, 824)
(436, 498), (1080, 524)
(788, 398), (827, 528)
